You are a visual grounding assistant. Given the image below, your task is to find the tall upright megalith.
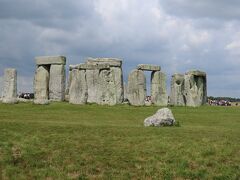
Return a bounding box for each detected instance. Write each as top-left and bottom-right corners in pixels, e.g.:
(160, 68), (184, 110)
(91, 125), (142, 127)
(34, 66), (50, 104)
(2, 68), (17, 104)
(34, 56), (66, 104)
(49, 64), (65, 101)
(184, 70), (207, 107)
(170, 73), (185, 106)
(69, 69), (88, 104)
(151, 71), (168, 106)
(127, 69), (146, 106)
(86, 58), (124, 105)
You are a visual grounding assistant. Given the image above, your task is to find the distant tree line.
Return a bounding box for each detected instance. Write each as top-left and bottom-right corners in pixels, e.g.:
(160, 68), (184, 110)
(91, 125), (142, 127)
(208, 96), (240, 102)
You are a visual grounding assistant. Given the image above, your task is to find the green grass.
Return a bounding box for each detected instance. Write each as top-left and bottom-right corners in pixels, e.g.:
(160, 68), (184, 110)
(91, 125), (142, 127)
(0, 102), (239, 179)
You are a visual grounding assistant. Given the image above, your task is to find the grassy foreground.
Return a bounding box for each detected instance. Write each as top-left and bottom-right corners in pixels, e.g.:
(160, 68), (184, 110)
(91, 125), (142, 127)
(0, 103), (239, 179)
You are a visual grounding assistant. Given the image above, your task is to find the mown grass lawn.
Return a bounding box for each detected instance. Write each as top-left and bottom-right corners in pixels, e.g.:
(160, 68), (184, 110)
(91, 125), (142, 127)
(0, 102), (239, 179)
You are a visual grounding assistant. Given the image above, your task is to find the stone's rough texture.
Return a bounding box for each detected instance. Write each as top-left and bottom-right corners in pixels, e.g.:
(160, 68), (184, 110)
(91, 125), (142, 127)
(144, 108), (175, 127)
(36, 56), (66, 65)
(86, 58), (122, 67)
(69, 69), (88, 104)
(2, 68), (17, 104)
(34, 56), (66, 104)
(65, 68), (73, 101)
(127, 69), (146, 106)
(96, 67), (124, 105)
(86, 69), (100, 103)
(49, 64), (65, 101)
(151, 71), (168, 106)
(137, 64), (161, 71)
(34, 66), (50, 104)
(70, 63), (110, 70)
(82, 58), (124, 105)
(184, 70), (207, 107)
(123, 82), (128, 100)
(170, 74), (185, 106)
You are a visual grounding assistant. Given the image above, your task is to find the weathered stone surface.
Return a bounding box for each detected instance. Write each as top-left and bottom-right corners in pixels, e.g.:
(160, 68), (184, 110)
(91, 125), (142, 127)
(127, 69), (146, 106)
(69, 69), (88, 104)
(2, 68), (17, 104)
(36, 56), (66, 65)
(86, 69), (100, 103)
(65, 68), (73, 101)
(84, 58), (124, 105)
(34, 66), (50, 104)
(123, 82), (128, 100)
(144, 108), (175, 127)
(96, 67), (124, 105)
(170, 74), (185, 106)
(184, 70), (207, 107)
(151, 71), (168, 106)
(70, 63), (110, 70)
(49, 64), (65, 101)
(137, 64), (161, 71)
(86, 58), (122, 67)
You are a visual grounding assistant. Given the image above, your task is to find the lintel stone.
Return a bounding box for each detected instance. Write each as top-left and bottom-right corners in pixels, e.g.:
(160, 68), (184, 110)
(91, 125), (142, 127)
(69, 63), (110, 70)
(185, 70), (206, 76)
(36, 56), (66, 65)
(137, 64), (161, 71)
(86, 58), (122, 67)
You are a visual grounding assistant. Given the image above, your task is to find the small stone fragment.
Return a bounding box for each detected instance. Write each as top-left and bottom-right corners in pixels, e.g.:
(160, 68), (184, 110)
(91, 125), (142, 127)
(144, 108), (175, 127)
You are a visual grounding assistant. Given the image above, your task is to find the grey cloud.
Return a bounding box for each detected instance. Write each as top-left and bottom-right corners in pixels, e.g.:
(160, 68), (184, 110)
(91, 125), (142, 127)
(159, 0), (240, 20)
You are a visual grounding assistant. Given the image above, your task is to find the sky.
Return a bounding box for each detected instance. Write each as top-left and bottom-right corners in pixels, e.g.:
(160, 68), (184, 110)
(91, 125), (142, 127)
(0, 0), (240, 98)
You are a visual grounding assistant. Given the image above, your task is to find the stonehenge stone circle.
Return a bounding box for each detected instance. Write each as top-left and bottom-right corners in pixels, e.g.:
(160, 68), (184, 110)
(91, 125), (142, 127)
(170, 73), (185, 106)
(69, 69), (88, 104)
(151, 71), (168, 106)
(144, 108), (175, 127)
(2, 68), (17, 104)
(34, 56), (66, 104)
(184, 70), (207, 107)
(68, 58), (124, 105)
(127, 69), (146, 106)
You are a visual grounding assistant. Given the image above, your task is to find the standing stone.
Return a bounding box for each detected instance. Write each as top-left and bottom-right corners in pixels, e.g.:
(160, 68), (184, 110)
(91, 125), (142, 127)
(49, 64), (65, 101)
(127, 69), (146, 106)
(34, 66), (50, 104)
(34, 56), (66, 104)
(69, 69), (88, 104)
(86, 58), (124, 105)
(86, 69), (100, 103)
(151, 71), (168, 106)
(2, 68), (17, 104)
(170, 74), (185, 106)
(123, 82), (128, 100)
(97, 69), (116, 105)
(65, 68), (73, 101)
(184, 70), (207, 107)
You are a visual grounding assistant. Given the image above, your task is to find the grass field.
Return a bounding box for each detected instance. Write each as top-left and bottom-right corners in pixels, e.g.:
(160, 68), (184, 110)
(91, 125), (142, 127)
(0, 102), (239, 179)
